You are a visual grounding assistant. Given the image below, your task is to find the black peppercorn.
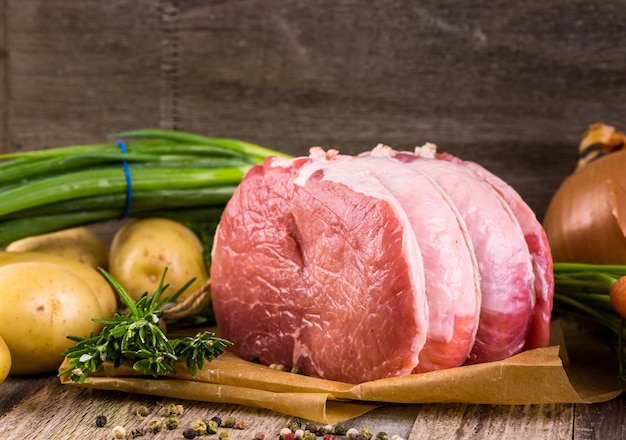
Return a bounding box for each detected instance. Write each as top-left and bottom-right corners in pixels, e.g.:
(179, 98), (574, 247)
(183, 428), (197, 439)
(95, 415), (107, 428)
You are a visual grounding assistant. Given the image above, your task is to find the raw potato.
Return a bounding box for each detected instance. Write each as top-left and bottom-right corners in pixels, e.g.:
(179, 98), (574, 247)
(109, 218), (209, 301)
(0, 262), (104, 375)
(0, 335), (10, 384)
(5, 227), (109, 270)
(0, 251), (117, 318)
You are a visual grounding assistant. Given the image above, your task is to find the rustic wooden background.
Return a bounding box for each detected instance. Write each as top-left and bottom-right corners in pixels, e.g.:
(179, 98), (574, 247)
(1, 0), (625, 220)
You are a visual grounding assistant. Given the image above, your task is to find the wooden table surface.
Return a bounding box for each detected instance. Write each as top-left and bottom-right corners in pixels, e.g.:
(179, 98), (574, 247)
(1, 371), (625, 440)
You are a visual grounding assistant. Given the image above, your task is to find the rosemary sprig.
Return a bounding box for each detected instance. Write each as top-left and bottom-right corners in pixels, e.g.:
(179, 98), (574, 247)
(59, 268), (231, 383)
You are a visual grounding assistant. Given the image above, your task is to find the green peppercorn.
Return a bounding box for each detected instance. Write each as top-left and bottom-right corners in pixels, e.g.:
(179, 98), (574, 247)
(135, 405), (151, 418)
(291, 367), (303, 374)
(288, 421), (301, 432)
(302, 430), (316, 440)
(192, 420), (208, 436)
(166, 416), (179, 430)
(148, 418), (165, 433)
(223, 415), (236, 428)
(375, 432), (389, 440)
(360, 428), (374, 440)
(130, 427), (144, 437)
(164, 403), (184, 417)
(218, 429), (230, 440)
(205, 419), (219, 434)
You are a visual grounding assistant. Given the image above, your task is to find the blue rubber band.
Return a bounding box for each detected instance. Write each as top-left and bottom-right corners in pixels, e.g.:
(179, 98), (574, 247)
(116, 140), (133, 219)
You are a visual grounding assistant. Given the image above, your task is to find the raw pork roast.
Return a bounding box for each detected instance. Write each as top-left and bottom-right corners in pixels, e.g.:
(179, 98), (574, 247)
(210, 144), (554, 383)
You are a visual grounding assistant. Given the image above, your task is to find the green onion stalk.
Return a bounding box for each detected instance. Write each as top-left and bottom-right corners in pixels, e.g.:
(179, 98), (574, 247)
(553, 262), (626, 379)
(0, 128), (292, 246)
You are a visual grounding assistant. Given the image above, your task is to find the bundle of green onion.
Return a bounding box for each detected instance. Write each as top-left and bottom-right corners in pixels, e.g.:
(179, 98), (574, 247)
(0, 128), (291, 246)
(553, 262), (626, 378)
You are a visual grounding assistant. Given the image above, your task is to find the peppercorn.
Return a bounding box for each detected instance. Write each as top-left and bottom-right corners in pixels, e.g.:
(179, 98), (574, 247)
(360, 428), (373, 440)
(111, 425), (126, 439)
(346, 428), (360, 439)
(166, 416), (179, 430)
(192, 420), (208, 435)
(390, 436), (404, 440)
(165, 403), (184, 417)
(95, 415), (108, 428)
(129, 426), (144, 437)
(291, 367), (303, 374)
(333, 424), (348, 435)
(234, 420), (249, 429)
(204, 419), (219, 434)
(302, 430), (316, 440)
(135, 405), (151, 418)
(294, 429), (304, 439)
(218, 429), (230, 439)
(321, 425), (334, 435)
(223, 416), (236, 428)
(279, 427), (293, 439)
(148, 418), (165, 433)
(183, 428), (197, 439)
(254, 433), (266, 440)
(269, 363), (287, 371)
(287, 421), (301, 432)
(375, 432), (389, 440)
(210, 415), (223, 426)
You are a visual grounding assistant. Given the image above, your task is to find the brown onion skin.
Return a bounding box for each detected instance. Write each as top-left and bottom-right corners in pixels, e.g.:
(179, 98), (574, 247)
(543, 149), (626, 264)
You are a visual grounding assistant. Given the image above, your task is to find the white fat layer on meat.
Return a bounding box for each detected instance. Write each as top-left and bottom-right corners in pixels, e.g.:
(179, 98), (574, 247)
(410, 158), (534, 315)
(289, 150), (429, 371)
(396, 163), (482, 338)
(357, 154), (481, 346)
(456, 160), (545, 312)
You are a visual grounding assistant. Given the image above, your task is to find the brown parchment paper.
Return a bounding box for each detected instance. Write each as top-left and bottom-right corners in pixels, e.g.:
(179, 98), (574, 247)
(59, 321), (626, 424)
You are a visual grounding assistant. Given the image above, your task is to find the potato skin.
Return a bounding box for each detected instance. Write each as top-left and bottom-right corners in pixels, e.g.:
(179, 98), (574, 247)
(0, 262), (104, 375)
(0, 336), (10, 384)
(5, 227), (109, 270)
(109, 218), (209, 301)
(0, 251), (117, 318)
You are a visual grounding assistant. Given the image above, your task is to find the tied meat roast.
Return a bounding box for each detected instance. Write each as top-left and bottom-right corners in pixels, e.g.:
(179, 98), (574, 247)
(210, 144), (554, 383)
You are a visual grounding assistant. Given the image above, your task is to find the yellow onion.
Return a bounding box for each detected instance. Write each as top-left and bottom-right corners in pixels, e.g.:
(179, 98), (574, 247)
(543, 123), (626, 264)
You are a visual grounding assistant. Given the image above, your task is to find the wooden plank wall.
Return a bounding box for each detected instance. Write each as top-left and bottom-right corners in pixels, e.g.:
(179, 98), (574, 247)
(1, 0), (625, 220)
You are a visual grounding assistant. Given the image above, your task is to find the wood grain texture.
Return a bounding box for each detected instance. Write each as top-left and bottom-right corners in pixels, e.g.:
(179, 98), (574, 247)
(2, 0), (164, 150)
(3, 376), (626, 439)
(0, 0), (6, 149)
(0, 375), (420, 440)
(408, 403), (573, 439)
(1, 0), (625, 218)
